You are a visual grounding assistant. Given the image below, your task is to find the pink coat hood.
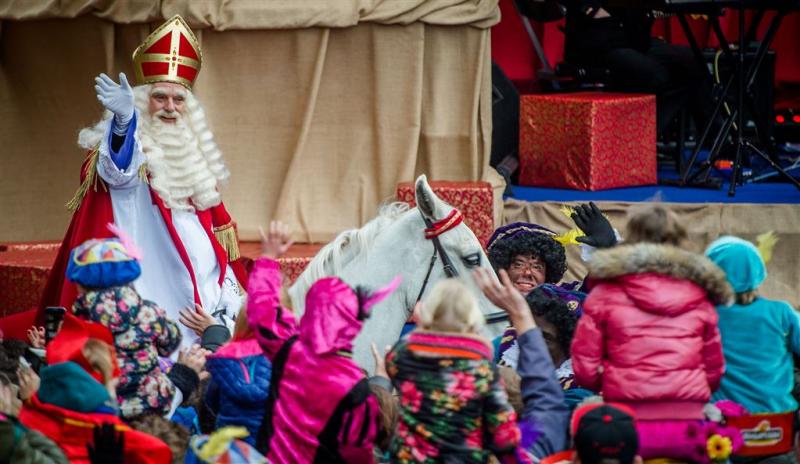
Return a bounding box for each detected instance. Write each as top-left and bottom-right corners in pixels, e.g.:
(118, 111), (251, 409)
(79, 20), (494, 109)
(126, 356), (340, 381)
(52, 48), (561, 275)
(299, 276), (400, 356)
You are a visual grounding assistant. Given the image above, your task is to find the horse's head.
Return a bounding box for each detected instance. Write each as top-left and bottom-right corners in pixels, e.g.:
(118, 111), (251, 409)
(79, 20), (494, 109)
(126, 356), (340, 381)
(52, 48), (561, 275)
(409, 175), (504, 328)
(289, 174), (505, 373)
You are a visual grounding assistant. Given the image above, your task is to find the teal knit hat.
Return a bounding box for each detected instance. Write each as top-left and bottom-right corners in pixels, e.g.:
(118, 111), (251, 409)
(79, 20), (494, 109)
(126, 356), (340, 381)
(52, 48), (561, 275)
(705, 236), (766, 293)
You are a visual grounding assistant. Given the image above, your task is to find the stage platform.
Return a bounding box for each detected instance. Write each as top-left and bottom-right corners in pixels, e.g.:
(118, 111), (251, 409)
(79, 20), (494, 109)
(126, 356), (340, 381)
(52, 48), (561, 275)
(2, 173), (798, 317)
(504, 176), (800, 308)
(510, 180), (800, 205)
(510, 156), (800, 205)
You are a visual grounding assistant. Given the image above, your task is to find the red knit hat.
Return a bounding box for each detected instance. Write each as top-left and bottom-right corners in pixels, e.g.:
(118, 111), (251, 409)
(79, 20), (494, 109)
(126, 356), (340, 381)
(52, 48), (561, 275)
(46, 313), (121, 383)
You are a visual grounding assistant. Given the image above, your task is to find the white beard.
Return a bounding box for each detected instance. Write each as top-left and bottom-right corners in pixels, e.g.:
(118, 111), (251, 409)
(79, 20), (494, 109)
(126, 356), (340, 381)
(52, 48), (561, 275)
(78, 85), (229, 212)
(139, 113), (222, 212)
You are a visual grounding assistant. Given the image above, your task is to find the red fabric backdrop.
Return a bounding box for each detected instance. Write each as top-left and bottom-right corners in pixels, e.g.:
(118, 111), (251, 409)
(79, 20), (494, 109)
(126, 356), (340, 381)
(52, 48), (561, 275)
(492, 0), (800, 106)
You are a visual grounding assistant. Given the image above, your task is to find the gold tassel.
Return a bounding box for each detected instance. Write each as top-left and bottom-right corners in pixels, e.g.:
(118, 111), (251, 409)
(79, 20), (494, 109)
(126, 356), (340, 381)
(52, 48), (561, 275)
(756, 231), (778, 265)
(66, 147), (105, 211)
(138, 162), (149, 183)
(66, 150), (148, 211)
(214, 223), (241, 261)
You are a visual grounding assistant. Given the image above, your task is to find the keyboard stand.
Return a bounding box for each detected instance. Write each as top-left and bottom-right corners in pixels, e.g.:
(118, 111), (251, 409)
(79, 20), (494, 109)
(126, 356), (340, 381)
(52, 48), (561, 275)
(679, 0), (800, 195)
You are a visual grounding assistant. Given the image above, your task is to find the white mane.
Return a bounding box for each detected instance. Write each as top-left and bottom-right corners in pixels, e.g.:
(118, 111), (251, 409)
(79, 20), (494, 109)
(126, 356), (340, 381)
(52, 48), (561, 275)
(292, 202), (410, 295)
(287, 175), (505, 374)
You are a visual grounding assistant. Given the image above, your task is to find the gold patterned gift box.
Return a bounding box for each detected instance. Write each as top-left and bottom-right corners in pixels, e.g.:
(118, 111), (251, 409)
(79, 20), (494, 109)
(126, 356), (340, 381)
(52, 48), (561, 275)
(396, 181), (494, 248)
(0, 242), (58, 316)
(519, 92), (657, 191)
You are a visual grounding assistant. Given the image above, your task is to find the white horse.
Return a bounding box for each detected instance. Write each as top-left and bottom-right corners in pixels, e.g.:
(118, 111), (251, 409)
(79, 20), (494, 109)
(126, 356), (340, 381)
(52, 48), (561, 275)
(289, 175), (506, 373)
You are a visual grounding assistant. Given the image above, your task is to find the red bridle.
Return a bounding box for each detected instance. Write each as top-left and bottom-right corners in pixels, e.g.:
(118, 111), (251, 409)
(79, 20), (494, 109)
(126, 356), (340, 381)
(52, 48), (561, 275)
(424, 209), (464, 240)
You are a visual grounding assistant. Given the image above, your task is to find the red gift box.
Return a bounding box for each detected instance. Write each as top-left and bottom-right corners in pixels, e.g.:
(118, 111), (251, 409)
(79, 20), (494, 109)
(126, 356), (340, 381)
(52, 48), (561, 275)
(396, 181), (494, 248)
(519, 92), (657, 191)
(0, 242), (59, 317)
(278, 257), (313, 284)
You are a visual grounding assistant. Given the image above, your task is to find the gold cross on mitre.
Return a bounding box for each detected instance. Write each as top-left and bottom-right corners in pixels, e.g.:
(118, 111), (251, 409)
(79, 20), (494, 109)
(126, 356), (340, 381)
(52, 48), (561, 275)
(132, 15), (202, 90)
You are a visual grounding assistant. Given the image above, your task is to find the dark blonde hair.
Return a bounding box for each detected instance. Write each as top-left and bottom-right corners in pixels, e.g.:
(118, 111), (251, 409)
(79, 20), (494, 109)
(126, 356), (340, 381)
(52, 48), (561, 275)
(499, 366), (523, 415)
(625, 205), (687, 246)
(232, 304), (254, 341)
(369, 383), (398, 451)
(736, 290), (758, 306)
(420, 279), (484, 333)
(129, 414), (190, 464)
(82, 339), (115, 385)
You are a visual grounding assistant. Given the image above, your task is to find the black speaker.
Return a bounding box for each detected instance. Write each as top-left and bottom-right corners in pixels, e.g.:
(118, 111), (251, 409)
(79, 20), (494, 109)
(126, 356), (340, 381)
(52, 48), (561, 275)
(490, 61), (520, 182)
(703, 48), (776, 145)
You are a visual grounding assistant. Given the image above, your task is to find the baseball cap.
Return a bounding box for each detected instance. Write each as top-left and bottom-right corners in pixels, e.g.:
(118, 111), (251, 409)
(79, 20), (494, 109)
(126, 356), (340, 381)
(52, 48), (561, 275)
(572, 403), (639, 464)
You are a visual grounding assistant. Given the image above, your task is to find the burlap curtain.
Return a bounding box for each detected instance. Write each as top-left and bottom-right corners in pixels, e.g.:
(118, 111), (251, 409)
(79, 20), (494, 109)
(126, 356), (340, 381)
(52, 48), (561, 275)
(0, 0), (500, 243)
(504, 199), (800, 308)
(0, 0), (500, 29)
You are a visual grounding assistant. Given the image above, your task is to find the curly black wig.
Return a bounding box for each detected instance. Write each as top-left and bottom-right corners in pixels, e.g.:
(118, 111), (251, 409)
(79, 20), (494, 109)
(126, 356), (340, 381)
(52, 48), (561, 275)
(488, 233), (567, 284)
(525, 287), (579, 356)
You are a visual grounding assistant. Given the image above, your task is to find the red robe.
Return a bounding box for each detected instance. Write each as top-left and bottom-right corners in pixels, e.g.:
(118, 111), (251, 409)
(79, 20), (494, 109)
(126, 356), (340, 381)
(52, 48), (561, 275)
(0, 151), (248, 339)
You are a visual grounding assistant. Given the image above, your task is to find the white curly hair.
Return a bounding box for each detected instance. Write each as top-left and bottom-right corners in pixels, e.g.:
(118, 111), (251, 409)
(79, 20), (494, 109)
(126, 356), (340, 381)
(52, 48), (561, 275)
(78, 83), (229, 211)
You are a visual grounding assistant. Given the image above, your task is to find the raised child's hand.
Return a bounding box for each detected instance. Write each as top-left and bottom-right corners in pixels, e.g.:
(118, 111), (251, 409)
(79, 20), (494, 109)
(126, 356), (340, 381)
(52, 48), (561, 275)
(179, 304), (217, 337)
(259, 220), (294, 259)
(370, 343), (391, 380)
(473, 267), (536, 334)
(27, 326), (46, 349)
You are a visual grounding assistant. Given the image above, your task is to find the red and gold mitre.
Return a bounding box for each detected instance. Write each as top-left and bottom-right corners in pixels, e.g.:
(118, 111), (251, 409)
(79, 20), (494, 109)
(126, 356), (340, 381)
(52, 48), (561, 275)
(132, 15), (201, 89)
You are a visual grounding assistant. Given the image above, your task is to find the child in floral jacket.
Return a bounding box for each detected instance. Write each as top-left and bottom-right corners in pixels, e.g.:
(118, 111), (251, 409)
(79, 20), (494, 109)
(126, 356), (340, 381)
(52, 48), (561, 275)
(388, 272), (569, 464)
(67, 235), (199, 419)
(386, 281), (520, 462)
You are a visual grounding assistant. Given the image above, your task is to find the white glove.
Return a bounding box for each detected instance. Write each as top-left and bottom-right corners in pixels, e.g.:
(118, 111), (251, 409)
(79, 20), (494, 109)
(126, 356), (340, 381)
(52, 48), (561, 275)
(95, 72), (135, 130)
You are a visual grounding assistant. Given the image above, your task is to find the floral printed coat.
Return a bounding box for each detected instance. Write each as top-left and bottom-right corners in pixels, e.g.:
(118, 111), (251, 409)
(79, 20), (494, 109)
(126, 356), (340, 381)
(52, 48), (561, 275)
(73, 285), (182, 418)
(387, 331), (527, 463)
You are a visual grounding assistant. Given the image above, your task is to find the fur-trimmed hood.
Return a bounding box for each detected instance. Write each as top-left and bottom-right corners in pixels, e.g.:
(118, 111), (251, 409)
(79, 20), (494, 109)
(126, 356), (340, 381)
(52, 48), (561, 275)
(589, 243), (734, 306)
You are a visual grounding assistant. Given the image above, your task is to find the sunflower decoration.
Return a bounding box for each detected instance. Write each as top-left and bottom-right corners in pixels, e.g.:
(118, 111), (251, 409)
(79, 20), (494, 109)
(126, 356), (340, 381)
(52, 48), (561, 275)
(756, 231), (778, 265)
(556, 205), (588, 246)
(706, 434), (733, 462)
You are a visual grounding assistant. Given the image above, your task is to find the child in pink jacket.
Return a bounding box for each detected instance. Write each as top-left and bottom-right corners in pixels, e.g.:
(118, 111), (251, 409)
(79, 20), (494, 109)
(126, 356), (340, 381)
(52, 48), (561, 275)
(571, 206), (732, 461)
(247, 221), (400, 463)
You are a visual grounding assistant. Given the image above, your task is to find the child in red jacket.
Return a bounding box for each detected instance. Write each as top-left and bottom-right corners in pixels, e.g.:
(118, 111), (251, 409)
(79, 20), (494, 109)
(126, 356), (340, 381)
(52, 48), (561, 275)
(19, 314), (172, 464)
(571, 206), (733, 461)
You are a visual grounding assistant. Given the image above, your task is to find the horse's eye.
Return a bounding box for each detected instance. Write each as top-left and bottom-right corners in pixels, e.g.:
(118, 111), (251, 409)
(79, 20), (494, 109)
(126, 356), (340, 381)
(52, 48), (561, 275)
(462, 252), (481, 268)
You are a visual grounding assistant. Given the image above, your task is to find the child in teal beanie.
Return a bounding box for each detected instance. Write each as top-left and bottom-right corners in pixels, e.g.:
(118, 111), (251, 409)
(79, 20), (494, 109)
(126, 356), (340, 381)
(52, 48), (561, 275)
(705, 235), (800, 414)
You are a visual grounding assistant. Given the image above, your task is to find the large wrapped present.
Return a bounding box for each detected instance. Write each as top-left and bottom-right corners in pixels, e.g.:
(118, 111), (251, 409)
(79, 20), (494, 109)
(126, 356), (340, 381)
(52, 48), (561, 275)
(519, 92), (656, 190)
(396, 181), (494, 248)
(278, 256), (314, 284)
(239, 256), (312, 285)
(0, 242), (59, 316)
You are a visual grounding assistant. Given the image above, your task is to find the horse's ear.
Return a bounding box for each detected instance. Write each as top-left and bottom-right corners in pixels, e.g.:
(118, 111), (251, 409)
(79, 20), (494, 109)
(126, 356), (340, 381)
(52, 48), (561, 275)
(415, 174), (436, 219)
